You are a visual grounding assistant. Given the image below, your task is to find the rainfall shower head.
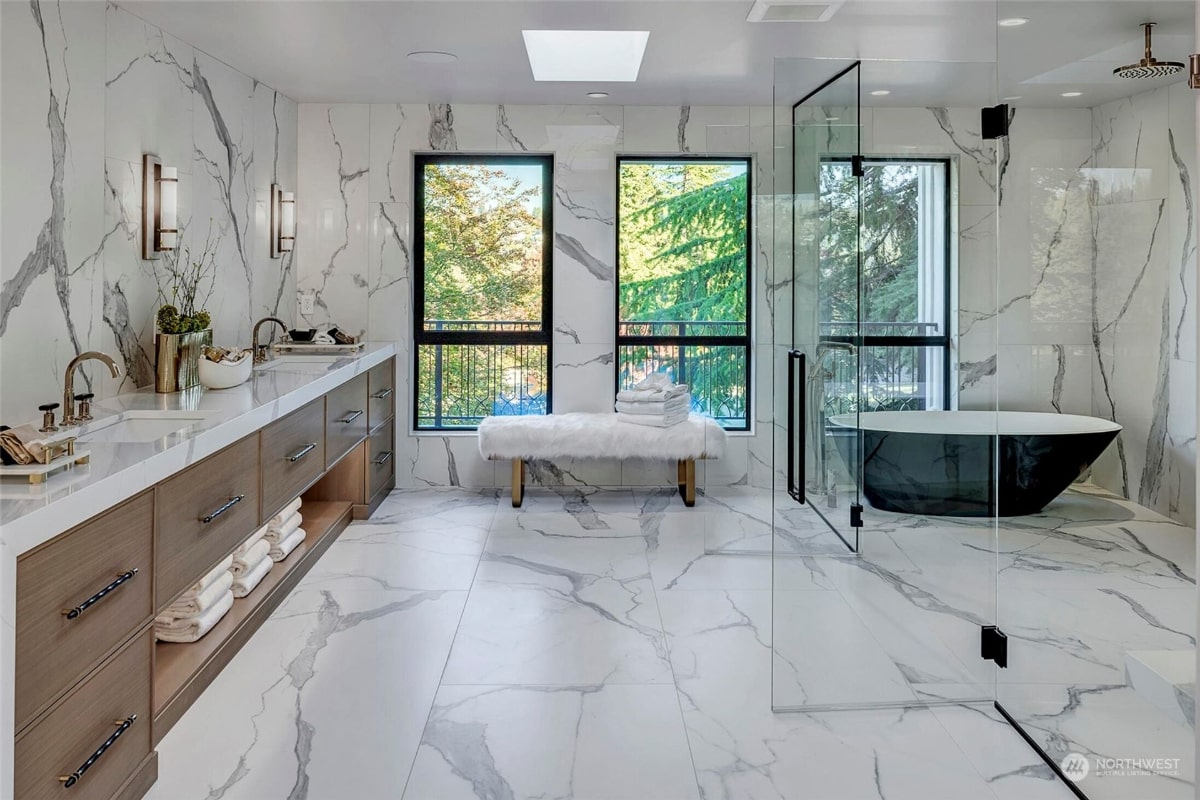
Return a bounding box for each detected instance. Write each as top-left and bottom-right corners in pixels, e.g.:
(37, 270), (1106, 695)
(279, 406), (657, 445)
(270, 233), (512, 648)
(1114, 23), (1184, 79)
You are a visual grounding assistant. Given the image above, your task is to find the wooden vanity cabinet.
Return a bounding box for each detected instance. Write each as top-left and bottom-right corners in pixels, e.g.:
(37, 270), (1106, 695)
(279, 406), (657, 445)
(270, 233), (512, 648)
(325, 372), (369, 469)
(367, 358), (395, 429)
(154, 435), (261, 610)
(260, 397), (326, 520)
(15, 491), (154, 732)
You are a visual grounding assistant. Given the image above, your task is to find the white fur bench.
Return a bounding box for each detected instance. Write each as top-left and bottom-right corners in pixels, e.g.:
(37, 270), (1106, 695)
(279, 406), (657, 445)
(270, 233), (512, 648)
(477, 412), (727, 507)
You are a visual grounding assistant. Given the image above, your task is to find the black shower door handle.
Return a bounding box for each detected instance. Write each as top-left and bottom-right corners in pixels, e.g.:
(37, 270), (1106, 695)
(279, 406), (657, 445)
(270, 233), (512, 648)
(787, 350), (806, 504)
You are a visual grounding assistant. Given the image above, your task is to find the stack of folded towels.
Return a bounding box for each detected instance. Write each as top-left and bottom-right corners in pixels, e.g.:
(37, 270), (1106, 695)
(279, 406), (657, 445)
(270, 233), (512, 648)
(229, 524), (274, 598)
(155, 557), (234, 643)
(615, 373), (692, 428)
(265, 496), (306, 562)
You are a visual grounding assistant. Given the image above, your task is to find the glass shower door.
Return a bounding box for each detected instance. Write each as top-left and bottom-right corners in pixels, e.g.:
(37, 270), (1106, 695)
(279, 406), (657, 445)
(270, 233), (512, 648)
(783, 61), (865, 558)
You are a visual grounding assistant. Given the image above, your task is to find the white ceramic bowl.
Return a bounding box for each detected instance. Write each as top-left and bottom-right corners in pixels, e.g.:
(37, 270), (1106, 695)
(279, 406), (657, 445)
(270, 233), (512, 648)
(199, 353), (252, 390)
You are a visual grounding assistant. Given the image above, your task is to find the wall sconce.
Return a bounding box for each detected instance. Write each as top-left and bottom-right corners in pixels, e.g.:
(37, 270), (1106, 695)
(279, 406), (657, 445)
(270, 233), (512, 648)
(270, 183), (295, 258)
(142, 153), (178, 260)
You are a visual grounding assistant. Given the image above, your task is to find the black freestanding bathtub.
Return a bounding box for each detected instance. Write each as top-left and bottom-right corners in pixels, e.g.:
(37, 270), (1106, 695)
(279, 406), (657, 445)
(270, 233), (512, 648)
(828, 411), (1122, 517)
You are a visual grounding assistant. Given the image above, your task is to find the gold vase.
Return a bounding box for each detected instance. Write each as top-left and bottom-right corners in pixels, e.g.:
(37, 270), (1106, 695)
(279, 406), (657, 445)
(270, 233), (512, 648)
(155, 329), (213, 393)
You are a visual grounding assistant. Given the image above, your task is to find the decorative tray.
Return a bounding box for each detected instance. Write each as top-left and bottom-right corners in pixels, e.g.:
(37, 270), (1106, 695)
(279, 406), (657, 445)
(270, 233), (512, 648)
(273, 341), (365, 354)
(0, 437), (91, 484)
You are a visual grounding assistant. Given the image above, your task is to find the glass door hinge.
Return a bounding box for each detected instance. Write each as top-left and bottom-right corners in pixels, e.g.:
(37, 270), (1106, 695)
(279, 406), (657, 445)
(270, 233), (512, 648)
(851, 155), (865, 178)
(981, 625), (1008, 668)
(849, 503), (863, 528)
(981, 104), (1009, 140)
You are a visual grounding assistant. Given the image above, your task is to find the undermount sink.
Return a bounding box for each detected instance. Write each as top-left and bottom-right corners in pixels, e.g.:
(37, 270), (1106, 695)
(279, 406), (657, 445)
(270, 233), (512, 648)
(74, 410), (219, 444)
(255, 355), (347, 372)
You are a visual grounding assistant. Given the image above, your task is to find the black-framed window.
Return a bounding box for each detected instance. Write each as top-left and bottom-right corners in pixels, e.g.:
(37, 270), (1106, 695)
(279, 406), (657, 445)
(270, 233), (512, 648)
(413, 153), (554, 430)
(819, 156), (952, 413)
(615, 156), (753, 430)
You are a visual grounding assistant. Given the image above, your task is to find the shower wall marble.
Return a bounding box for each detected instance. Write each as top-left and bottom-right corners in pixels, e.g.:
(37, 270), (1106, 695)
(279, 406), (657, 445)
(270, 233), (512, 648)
(0, 1), (297, 420)
(295, 103), (776, 489)
(1087, 82), (1197, 525)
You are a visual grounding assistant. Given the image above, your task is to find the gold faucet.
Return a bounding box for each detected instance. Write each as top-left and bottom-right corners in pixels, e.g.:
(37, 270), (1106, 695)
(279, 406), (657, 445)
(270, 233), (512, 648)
(252, 317), (288, 365)
(62, 352), (122, 427)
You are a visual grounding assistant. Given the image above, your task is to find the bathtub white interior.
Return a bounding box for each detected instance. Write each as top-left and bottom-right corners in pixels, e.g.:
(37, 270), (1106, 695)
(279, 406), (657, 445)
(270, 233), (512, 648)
(828, 410), (1123, 437)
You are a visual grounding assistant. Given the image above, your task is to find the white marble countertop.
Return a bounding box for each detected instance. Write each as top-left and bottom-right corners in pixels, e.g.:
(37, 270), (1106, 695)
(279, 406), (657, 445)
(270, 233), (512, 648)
(0, 342), (396, 558)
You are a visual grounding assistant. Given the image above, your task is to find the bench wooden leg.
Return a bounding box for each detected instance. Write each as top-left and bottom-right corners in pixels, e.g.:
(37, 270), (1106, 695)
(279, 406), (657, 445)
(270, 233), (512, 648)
(511, 459), (525, 508)
(678, 458), (696, 507)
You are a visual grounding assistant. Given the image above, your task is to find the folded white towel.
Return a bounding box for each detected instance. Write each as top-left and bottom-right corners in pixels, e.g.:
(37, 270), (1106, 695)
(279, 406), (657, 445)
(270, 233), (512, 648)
(614, 396), (691, 416)
(616, 411), (689, 428)
(269, 526), (305, 562)
(633, 373), (673, 391)
(231, 553), (273, 598)
(155, 591), (233, 643)
(184, 556), (234, 597)
(235, 524), (268, 556)
(616, 384), (689, 403)
(266, 511), (303, 543)
(159, 570), (233, 621)
(231, 539), (271, 577)
(267, 497), (303, 527)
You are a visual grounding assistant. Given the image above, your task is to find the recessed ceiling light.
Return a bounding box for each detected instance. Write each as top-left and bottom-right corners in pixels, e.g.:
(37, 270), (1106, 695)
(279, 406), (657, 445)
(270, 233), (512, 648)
(522, 30), (650, 82)
(870, 89), (890, 96)
(1003, 95), (1021, 101)
(998, 17), (1029, 27)
(1061, 91), (1083, 97)
(587, 91), (610, 99)
(407, 51), (458, 64)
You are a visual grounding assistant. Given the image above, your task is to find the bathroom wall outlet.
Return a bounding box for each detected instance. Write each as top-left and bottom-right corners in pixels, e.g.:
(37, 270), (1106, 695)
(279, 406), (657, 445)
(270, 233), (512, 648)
(300, 292), (315, 316)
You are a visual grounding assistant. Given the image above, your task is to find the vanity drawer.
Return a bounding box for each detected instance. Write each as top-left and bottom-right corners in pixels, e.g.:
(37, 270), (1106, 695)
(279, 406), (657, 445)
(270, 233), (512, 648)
(261, 397), (326, 520)
(367, 419), (395, 500)
(326, 372), (369, 469)
(367, 358), (396, 429)
(15, 630), (152, 800)
(15, 492), (154, 732)
(155, 435), (261, 609)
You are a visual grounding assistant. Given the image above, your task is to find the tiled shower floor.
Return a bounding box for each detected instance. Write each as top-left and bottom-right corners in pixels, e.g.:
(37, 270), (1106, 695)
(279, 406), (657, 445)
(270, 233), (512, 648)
(144, 484), (1192, 800)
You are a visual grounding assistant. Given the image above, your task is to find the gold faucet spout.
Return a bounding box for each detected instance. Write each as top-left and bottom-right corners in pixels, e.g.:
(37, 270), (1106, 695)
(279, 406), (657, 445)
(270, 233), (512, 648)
(252, 317), (289, 365)
(62, 351), (123, 427)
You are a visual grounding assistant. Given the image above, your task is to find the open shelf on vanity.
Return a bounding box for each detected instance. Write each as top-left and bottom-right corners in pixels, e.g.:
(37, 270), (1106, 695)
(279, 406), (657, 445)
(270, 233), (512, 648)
(151, 498), (353, 742)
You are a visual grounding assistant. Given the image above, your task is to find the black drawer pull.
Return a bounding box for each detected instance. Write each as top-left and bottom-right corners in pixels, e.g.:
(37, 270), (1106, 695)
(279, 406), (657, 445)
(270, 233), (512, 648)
(61, 569), (139, 620)
(59, 715), (137, 788)
(337, 410), (363, 424)
(372, 388), (393, 400)
(373, 450), (394, 466)
(287, 442), (317, 462)
(200, 494), (245, 524)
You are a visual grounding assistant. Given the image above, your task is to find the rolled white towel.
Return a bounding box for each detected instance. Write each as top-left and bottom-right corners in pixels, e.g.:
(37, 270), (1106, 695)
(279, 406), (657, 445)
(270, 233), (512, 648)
(230, 539), (271, 577)
(235, 524), (268, 556)
(614, 396), (690, 416)
(159, 570), (234, 621)
(266, 497), (302, 528)
(231, 553), (273, 598)
(182, 556), (234, 597)
(265, 511), (302, 543)
(269, 526), (306, 562)
(616, 384), (688, 403)
(155, 591), (234, 643)
(616, 411), (689, 428)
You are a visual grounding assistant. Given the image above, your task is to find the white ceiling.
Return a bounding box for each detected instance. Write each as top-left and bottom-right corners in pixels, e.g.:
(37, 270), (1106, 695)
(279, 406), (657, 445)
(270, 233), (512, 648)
(119, 0), (1195, 108)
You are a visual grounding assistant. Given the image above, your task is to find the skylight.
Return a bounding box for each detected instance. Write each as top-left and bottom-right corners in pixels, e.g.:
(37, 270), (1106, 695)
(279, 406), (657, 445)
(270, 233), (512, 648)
(522, 30), (650, 82)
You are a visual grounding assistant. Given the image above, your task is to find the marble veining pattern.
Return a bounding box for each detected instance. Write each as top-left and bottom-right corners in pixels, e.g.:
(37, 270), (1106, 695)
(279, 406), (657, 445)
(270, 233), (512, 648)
(145, 483), (1194, 800)
(1, 0), (298, 418)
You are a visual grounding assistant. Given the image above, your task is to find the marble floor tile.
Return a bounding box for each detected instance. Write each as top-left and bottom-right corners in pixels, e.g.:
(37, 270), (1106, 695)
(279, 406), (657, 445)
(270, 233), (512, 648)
(440, 583), (673, 685)
(299, 523), (487, 591)
(146, 582), (468, 800)
(403, 684), (701, 800)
